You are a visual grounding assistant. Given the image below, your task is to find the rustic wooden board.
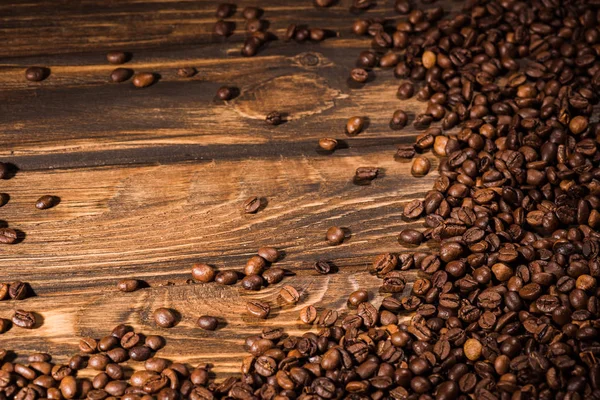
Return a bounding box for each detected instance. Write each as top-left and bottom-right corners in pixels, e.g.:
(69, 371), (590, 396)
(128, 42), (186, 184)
(0, 0), (449, 377)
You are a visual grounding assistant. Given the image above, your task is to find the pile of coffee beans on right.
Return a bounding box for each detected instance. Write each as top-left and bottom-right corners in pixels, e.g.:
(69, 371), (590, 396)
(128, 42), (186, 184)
(5, 0), (600, 399)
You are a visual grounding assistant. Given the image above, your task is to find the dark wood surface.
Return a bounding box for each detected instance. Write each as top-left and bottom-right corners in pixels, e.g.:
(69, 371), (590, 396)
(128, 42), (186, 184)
(0, 0), (450, 376)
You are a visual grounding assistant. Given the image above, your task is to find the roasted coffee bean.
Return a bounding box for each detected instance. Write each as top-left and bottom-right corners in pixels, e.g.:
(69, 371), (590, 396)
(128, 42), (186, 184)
(106, 51), (128, 64)
(110, 68), (133, 82)
(242, 6), (260, 20)
(35, 195), (58, 209)
(299, 305), (317, 324)
(390, 110), (408, 130)
(243, 196), (262, 213)
(245, 255), (267, 275)
(215, 270), (238, 285)
(153, 308), (178, 328)
(279, 285), (300, 304)
(216, 86), (235, 100)
(355, 167), (379, 182)
(25, 67), (49, 82)
(177, 67), (197, 78)
(397, 82), (414, 99)
(265, 111), (283, 125)
(350, 68), (369, 83)
(317, 309), (338, 326)
(262, 268), (286, 285)
(314, 260), (333, 274)
(403, 200), (424, 219)
(132, 73), (157, 88)
(117, 279), (139, 292)
(12, 310), (36, 329)
(346, 116), (365, 135)
(318, 138), (338, 151)
(241, 274), (263, 290)
(192, 263), (216, 283)
(411, 156), (431, 177)
(326, 226), (345, 245)
(398, 229), (424, 246)
(246, 301), (270, 319)
(214, 20), (233, 36)
(216, 3), (234, 18)
(197, 316), (218, 331)
(8, 281), (28, 299)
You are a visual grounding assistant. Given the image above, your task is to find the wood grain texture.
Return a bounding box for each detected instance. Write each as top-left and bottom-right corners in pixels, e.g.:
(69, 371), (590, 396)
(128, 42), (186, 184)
(0, 0), (447, 378)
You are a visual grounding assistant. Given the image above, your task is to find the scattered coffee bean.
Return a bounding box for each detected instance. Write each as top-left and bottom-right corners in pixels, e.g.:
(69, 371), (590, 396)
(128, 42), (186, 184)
(0, 228), (18, 244)
(262, 268), (285, 285)
(257, 247), (279, 263)
(246, 301), (270, 319)
(350, 68), (369, 83)
(110, 68), (133, 83)
(314, 260), (332, 274)
(214, 20), (233, 36)
(277, 285), (299, 304)
(241, 274), (263, 290)
(326, 226), (345, 245)
(242, 6), (260, 20)
(411, 156), (430, 177)
(318, 138), (338, 151)
(35, 195), (58, 210)
(132, 73), (156, 88)
(355, 167), (379, 182)
(177, 67), (197, 78)
(153, 308), (177, 328)
(422, 50), (436, 69)
(25, 67), (49, 82)
(214, 270), (238, 285)
(397, 82), (414, 99)
(216, 86), (235, 100)
(398, 229), (424, 246)
(346, 116), (365, 135)
(106, 52), (128, 65)
(265, 111), (283, 125)
(216, 3), (235, 18)
(347, 289), (368, 307)
(243, 196), (261, 213)
(12, 310), (36, 329)
(197, 316), (218, 331)
(390, 110), (408, 130)
(117, 279), (139, 293)
(299, 305), (317, 324)
(192, 263), (216, 283)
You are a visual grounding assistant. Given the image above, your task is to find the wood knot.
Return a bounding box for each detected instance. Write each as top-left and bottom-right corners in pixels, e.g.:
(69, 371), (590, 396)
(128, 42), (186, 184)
(231, 72), (345, 121)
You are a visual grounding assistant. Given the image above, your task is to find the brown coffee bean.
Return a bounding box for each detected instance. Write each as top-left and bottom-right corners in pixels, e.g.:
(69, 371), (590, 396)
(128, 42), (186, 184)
(299, 305), (317, 324)
(399, 229), (424, 246)
(314, 260), (333, 274)
(350, 68), (369, 83)
(422, 51), (436, 69)
(346, 117), (365, 135)
(348, 290), (369, 307)
(411, 157), (431, 177)
(397, 82), (414, 99)
(263, 268), (286, 284)
(132, 73), (157, 88)
(464, 338), (482, 361)
(215, 270), (239, 285)
(110, 68), (133, 83)
(390, 110), (408, 130)
(0, 228), (17, 244)
(12, 310), (36, 329)
(243, 196), (261, 213)
(246, 301), (270, 319)
(35, 195), (58, 209)
(192, 263), (216, 283)
(265, 111), (284, 126)
(197, 316), (218, 331)
(241, 274), (263, 291)
(279, 285), (300, 304)
(326, 226), (345, 245)
(25, 67), (49, 82)
(318, 138), (338, 151)
(153, 308), (178, 328)
(217, 86), (235, 100)
(177, 67), (197, 78)
(117, 279), (139, 293)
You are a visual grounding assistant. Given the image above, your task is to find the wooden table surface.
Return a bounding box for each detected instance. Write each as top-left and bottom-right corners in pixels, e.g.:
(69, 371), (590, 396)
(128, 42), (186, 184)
(0, 0), (452, 376)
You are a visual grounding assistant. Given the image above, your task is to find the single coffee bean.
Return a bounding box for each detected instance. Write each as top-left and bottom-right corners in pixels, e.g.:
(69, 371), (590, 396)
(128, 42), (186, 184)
(256, 246), (278, 263)
(243, 196), (261, 213)
(317, 309), (338, 326)
(245, 255), (267, 275)
(132, 73), (156, 88)
(394, 0), (411, 13)
(318, 138), (338, 151)
(422, 50), (437, 69)
(153, 308), (178, 328)
(246, 301), (270, 319)
(12, 310), (36, 329)
(35, 195), (58, 209)
(129, 346), (152, 361)
(411, 157), (431, 176)
(117, 279), (139, 292)
(106, 51), (128, 64)
(197, 316), (218, 331)
(314, 260), (333, 274)
(241, 274), (263, 290)
(214, 20), (233, 36)
(242, 6), (260, 20)
(346, 116), (365, 135)
(326, 226), (345, 245)
(397, 82), (414, 99)
(350, 68), (369, 83)
(355, 167), (379, 182)
(348, 290), (369, 307)
(299, 305), (317, 324)
(145, 335), (165, 351)
(25, 67), (49, 82)
(110, 68), (133, 83)
(216, 3), (235, 18)
(177, 67), (197, 78)
(79, 337), (98, 354)
(569, 116), (588, 134)
(216, 86), (235, 100)
(399, 229), (424, 246)
(464, 338), (482, 361)
(214, 270), (238, 285)
(310, 29), (326, 42)
(265, 111), (284, 125)
(192, 263), (216, 283)
(262, 268), (286, 285)
(390, 110), (408, 130)
(279, 285), (300, 304)
(242, 36), (262, 56)
(0, 228), (17, 244)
